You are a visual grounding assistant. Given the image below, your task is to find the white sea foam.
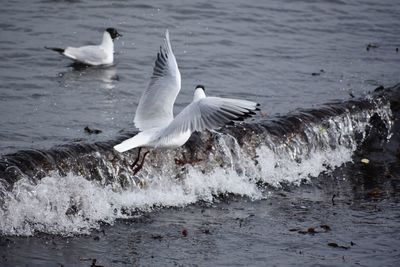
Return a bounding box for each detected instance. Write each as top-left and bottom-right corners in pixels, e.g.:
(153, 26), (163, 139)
(0, 166), (261, 236)
(0, 104), (393, 236)
(0, 135), (356, 236)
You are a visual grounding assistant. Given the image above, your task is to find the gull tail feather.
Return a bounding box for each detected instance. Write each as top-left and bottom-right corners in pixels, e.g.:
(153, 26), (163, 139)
(45, 46), (65, 54)
(114, 132), (150, 153)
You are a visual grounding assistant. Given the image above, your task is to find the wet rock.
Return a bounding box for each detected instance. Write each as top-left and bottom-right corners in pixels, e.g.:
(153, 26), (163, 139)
(374, 85), (384, 92)
(1, 83), (398, 190)
(84, 126), (102, 135)
(328, 242), (349, 249)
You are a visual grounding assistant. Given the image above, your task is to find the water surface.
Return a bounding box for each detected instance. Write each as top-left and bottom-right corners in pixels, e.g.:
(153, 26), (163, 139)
(0, 0), (400, 266)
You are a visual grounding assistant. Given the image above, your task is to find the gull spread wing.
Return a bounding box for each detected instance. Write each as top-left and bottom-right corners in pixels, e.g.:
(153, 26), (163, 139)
(154, 97), (259, 147)
(134, 30), (181, 131)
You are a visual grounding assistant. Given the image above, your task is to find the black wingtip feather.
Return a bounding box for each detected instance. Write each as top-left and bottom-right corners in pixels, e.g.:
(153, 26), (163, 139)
(221, 104), (261, 127)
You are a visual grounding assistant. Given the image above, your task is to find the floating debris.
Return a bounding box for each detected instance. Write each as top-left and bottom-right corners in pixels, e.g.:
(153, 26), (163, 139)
(361, 158), (370, 164)
(320, 225), (331, 231)
(202, 229), (211, 234)
(297, 225), (331, 234)
(90, 259), (104, 267)
(181, 229), (188, 237)
(151, 234), (163, 240)
(328, 242), (350, 249)
(366, 43), (379, 51)
(368, 187), (383, 197)
(311, 69), (325, 76)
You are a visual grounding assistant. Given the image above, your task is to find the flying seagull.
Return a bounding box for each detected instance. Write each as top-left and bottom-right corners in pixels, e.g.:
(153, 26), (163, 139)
(45, 28), (122, 66)
(114, 30), (259, 174)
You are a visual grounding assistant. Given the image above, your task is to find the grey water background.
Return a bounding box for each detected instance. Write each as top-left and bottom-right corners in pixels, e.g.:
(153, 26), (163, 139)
(1, 0), (399, 154)
(1, 0), (400, 266)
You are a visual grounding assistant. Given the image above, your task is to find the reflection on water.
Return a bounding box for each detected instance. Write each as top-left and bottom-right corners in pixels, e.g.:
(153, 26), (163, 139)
(57, 64), (119, 90)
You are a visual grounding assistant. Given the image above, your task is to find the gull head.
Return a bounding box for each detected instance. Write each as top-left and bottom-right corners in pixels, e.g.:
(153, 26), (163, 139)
(106, 28), (123, 40)
(193, 85), (206, 100)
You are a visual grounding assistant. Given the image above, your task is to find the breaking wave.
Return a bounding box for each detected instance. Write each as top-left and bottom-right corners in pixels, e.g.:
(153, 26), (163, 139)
(0, 85), (397, 236)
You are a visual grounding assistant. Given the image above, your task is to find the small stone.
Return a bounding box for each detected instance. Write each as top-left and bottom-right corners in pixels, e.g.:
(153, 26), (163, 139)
(361, 158), (370, 164)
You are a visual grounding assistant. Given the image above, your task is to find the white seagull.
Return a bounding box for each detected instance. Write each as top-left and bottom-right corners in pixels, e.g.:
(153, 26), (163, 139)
(45, 28), (122, 66)
(114, 30), (259, 174)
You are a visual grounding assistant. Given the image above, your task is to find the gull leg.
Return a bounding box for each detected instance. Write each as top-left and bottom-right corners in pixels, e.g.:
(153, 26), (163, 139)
(132, 150), (150, 176)
(131, 147), (142, 169)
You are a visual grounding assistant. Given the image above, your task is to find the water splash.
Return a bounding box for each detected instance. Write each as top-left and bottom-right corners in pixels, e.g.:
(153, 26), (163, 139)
(0, 87), (396, 236)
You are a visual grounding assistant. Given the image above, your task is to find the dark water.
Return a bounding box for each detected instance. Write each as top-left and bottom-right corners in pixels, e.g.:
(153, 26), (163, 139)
(1, 0), (400, 266)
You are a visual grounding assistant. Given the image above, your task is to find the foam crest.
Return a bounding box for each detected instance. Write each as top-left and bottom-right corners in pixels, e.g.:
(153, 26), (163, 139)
(0, 93), (395, 236)
(0, 165), (261, 236)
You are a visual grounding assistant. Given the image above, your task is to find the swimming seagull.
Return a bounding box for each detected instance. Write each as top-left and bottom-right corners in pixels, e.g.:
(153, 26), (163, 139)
(45, 28), (122, 66)
(114, 30), (260, 174)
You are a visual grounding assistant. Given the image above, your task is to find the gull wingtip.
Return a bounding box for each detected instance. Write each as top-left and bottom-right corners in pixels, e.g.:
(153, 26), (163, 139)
(113, 144), (123, 153)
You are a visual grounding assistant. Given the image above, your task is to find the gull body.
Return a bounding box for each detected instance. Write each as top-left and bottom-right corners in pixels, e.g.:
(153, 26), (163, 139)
(46, 28), (122, 66)
(114, 30), (259, 155)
